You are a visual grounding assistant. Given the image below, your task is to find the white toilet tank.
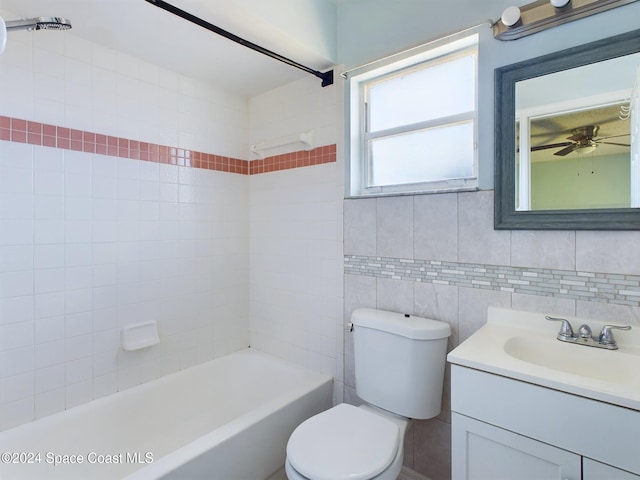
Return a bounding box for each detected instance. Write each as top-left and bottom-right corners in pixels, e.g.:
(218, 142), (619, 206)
(351, 308), (451, 419)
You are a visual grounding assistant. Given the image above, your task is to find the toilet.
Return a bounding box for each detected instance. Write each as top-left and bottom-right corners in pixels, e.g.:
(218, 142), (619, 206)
(285, 308), (451, 480)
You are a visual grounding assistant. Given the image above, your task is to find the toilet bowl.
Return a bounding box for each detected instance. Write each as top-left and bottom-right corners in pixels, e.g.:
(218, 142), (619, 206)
(285, 404), (408, 480)
(285, 308), (450, 480)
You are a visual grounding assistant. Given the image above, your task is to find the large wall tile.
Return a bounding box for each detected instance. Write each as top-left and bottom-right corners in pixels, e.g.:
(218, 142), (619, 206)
(344, 274), (377, 320)
(412, 418), (452, 480)
(512, 293), (575, 317)
(344, 198), (376, 256)
(458, 286), (511, 343)
(511, 230), (575, 270)
(377, 196), (413, 259)
(576, 300), (640, 326)
(577, 231), (640, 275)
(458, 191), (510, 266)
(343, 274), (376, 389)
(376, 277), (414, 314)
(414, 193), (458, 262)
(414, 282), (459, 348)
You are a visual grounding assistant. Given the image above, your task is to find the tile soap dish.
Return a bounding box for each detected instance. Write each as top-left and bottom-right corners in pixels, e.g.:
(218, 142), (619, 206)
(121, 321), (160, 351)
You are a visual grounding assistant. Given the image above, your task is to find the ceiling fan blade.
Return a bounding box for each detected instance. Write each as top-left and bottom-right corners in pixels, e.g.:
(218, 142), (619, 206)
(531, 142), (573, 152)
(600, 141), (631, 147)
(597, 133), (630, 141)
(554, 145), (576, 156)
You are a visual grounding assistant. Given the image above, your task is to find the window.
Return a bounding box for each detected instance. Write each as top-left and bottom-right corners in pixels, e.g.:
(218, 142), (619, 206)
(347, 35), (479, 196)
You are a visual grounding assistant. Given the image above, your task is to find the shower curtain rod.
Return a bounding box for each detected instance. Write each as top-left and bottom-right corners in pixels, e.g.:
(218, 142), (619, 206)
(145, 0), (334, 87)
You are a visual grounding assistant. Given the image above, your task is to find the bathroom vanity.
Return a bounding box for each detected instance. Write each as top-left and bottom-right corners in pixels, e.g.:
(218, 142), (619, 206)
(448, 307), (640, 480)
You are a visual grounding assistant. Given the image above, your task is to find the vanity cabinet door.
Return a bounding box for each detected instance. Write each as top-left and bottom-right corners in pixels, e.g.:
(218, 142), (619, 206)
(452, 413), (581, 480)
(583, 458), (640, 480)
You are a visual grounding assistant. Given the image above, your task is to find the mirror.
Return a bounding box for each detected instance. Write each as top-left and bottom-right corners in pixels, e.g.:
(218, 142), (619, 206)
(495, 28), (640, 229)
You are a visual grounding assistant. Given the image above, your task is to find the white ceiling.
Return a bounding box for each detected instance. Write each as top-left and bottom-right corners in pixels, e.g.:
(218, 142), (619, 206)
(0, 0), (340, 98)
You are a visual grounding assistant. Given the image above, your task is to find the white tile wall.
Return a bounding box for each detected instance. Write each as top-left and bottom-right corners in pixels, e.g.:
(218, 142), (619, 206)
(1, 11), (344, 440)
(249, 165), (342, 385)
(0, 23), (250, 430)
(0, 10), (249, 159)
(248, 75), (344, 402)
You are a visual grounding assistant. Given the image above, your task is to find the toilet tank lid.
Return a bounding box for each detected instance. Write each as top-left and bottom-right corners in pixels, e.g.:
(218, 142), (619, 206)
(351, 308), (451, 340)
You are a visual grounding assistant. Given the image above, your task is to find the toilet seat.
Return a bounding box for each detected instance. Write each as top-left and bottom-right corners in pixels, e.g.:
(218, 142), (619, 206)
(286, 404), (400, 480)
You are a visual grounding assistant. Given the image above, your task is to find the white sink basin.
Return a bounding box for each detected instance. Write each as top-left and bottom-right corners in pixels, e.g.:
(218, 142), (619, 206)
(447, 307), (640, 411)
(503, 335), (637, 386)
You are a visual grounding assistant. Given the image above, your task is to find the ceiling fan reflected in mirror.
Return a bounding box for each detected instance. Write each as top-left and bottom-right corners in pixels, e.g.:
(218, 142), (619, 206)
(531, 125), (631, 156)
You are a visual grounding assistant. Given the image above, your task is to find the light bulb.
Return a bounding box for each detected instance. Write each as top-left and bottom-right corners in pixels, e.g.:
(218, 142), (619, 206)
(0, 18), (6, 56)
(550, 0), (570, 7)
(501, 6), (522, 28)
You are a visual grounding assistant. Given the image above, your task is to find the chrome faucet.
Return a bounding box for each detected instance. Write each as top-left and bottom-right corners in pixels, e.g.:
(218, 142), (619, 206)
(598, 324), (632, 348)
(545, 316), (631, 350)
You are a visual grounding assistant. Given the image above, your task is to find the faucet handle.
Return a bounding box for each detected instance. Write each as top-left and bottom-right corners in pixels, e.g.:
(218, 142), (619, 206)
(545, 315), (575, 341)
(598, 324), (632, 347)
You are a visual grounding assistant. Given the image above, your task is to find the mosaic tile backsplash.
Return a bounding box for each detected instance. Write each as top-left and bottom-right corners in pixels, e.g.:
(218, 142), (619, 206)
(345, 255), (640, 307)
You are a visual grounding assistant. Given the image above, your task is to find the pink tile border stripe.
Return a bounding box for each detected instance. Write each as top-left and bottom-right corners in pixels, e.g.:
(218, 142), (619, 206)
(249, 144), (337, 175)
(0, 115), (336, 175)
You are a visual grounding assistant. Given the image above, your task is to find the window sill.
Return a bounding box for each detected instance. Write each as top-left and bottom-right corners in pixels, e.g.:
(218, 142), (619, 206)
(345, 185), (480, 199)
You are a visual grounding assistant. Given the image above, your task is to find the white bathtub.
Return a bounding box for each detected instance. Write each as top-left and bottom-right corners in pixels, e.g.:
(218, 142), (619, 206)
(0, 348), (333, 480)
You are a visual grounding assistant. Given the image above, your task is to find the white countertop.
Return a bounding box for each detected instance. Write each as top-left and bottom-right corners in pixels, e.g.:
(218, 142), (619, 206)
(447, 307), (640, 411)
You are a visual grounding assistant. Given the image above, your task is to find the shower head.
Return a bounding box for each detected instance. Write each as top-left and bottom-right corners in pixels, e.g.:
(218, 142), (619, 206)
(0, 16), (71, 55)
(5, 16), (72, 32)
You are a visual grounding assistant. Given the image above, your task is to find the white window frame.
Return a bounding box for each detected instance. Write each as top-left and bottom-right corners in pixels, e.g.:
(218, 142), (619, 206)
(347, 34), (479, 197)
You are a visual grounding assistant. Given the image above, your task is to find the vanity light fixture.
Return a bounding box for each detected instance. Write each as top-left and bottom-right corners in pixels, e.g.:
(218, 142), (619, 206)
(494, 0), (637, 41)
(0, 18), (6, 55)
